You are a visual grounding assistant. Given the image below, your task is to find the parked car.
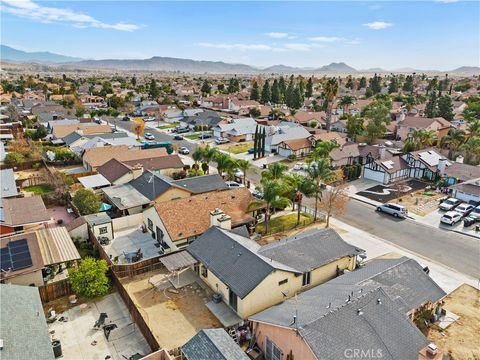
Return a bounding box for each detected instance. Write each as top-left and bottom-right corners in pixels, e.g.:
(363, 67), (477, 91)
(234, 169), (244, 178)
(440, 211), (462, 226)
(225, 181), (244, 188)
(215, 137), (229, 144)
(293, 162), (306, 171)
(454, 203), (474, 217)
(121, 116), (130, 121)
(247, 148), (255, 154)
(176, 127), (190, 134)
(173, 135), (184, 140)
(250, 189), (263, 199)
(469, 206), (480, 221)
(376, 203), (408, 218)
(143, 116), (156, 122)
(178, 146), (190, 155)
(439, 197), (462, 211)
(199, 133), (212, 139)
(463, 215), (479, 227)
(144, 132), (155, 140)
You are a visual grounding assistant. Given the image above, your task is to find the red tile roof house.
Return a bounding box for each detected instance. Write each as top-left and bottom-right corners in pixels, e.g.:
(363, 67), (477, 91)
(396, 116), (452, 142)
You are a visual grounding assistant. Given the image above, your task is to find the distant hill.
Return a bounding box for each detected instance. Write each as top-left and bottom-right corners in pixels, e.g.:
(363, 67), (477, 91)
(450, 66), (480, 75)
(317, 62), (357, 73)
(0, 45), (83, 63)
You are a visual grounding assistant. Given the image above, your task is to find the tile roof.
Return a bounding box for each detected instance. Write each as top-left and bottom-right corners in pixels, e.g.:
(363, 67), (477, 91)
(1, 195), (49, 226)
(182, 328), (249, 360)
(0, 284), (54, 360)
(258, 228), (364, 273)
(398, 116), (451, 129)
(291, 111), (326, 124)
(450, 180), (480, 196)
(280, 138), (313, 151)
(154, 188), (257, 241)
(1, 168), (18, 198)
(97, 158), (133, 183)
(82, 146), (168, 168)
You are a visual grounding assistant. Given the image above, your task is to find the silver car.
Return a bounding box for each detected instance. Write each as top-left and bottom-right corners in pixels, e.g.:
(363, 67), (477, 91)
(376, 203), (408, 218)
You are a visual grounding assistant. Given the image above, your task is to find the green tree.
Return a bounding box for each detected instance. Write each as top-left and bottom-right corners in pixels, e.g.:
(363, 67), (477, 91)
(69, 257), (109, 298)
(368, 73), (382, 95)
(201, 80), (212, 95)
(292, 86), (304, 109)
(236, 159), (251, 185)
(73, 189), (102, 215)
(467, 120), (480, 137)
(261, 162), (288, 182)
(437, 95), (454, 121)
(285, 78), (295, 107)
(460, 136), (480, 165)
(403, 129), (435, 152)
(4, 152), (24, 165)
(250, 80), (260, 101)
(402, 75), (414, 93)
(346, 115), (364, 141)
(214, 152), (236, 178)
(261, 80), (271, 104)
(227, 78), (240, 93)
(346, 76), (354, 90)
(339, 95), (356, 113)
(306, 159), (336, 221)
(440, 129), (466, 159)
(388, 76), (399, 94)
(285, 174), (316, 226)
(358, 77), (367, 89)
(425, 91), (439, 118)
(271, 79), (280, 104)
(279, 76), (287, 101)
(305, 77), (314, 98)
(249, 107), (261, 118)
(131, 76), (137, 87)
(363, 103), (391, 144)
(323, 78), (339, 131)
(148, 79), (160, 100)
(309, 140), (339, 163)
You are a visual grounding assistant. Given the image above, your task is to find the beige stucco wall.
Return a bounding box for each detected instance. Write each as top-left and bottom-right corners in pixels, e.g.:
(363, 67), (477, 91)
(6, 270), (43, 287)
(68, 223), (89, 242)
(155, 187), (191, 203)
(142, 206), (178, 251)
(92, 222), (113, 240)
(252, 322), (315, 360)
(112, 213), (143, 231)
(113, 172), (135, 185)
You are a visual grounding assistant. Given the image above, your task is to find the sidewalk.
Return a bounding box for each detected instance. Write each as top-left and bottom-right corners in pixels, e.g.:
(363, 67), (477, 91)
(329, 217), (479, 294)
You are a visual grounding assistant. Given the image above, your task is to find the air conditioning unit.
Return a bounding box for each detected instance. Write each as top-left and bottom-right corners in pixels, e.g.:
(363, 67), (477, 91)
(426, 343), (438, 356)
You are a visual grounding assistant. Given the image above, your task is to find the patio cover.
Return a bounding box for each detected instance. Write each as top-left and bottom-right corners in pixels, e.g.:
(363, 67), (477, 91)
(36, 227), (81, 266)
(78, 174), (111, 189)
(159, 250), (197, 272)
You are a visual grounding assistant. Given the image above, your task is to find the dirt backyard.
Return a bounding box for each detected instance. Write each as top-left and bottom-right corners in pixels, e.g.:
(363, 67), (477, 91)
(121, 268), (221, 350)
(392, 190), (444, 216)
(427, 284), (480, 360)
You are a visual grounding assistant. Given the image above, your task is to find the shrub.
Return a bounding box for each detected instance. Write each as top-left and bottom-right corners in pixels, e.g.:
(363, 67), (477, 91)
(69, 257), (109, 298)
(4, 152), (25, 165)
(72, 189), (101, 215)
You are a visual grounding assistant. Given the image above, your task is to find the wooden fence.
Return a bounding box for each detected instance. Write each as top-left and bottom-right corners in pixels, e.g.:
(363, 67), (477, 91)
(112, 256), (165, 279)
(38, 279), (73, 303)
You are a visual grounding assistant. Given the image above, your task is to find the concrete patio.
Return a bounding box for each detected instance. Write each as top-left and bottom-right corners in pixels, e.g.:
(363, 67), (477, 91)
(103, 227), (160, 264)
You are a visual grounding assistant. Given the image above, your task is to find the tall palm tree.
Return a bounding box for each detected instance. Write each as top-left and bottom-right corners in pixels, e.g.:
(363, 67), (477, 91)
(467, 120), (480, 138)
(460, 136), (480, 165)
(199, 145), (218, 174)
(261, 162), (288, 183)
(269, 108), (284, 121)
(285, 174), (316, 226)
(236, 159), (251, 185)
(192, 148), (203, 165)
(339, 95), (356, 114)
(306, 158), (336, 221)
(214, 152), (236, 178)
(308, 140), (339, 163)
(440, 129), (466, 159)
(249, 180), (291, 234)
(323, 78), (339, 132)
(404, 129), (435, 152)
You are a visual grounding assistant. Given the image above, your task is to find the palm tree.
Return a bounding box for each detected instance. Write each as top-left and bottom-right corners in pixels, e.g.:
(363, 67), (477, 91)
(339, 95), (356, 114)
(460, 136), (480, 165)
(308, 140), (339, 163)
(236, 159), (251, 185)
(306, 158), (336, 221)
(467, 120), (480, 138)
(440, 129), (466, 159)
(404, 129), (435, 152)
(261, 162), (288, 182)
(192, 148), (203, 165)
(285, 174), (316, 226)
(249, 180), (291, 234)
(199, 145), (218, 174)
(269, 108), (284, 121)
(323, 78), (339, 132)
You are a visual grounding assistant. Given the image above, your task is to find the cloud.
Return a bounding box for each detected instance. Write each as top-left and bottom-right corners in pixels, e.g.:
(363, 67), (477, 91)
(265, 32), (289, 38)
(283, 43), (319, 51)
(198, 43), (276, 51)
(363, 21), (393, 30)
(435, 0), (459, 3)
(0, 0), (141, 31)
(309, 36), (344, 43)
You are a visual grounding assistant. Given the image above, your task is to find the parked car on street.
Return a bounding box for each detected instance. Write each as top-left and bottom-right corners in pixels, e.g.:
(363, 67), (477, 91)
(293, 162), (306, 171)
(144, 132), (155, 140)
(250, 189), (263, 199)
(468, 206), (480, 220)
(199, 133), (212, 139)
(247, 148), (255, 154)
(454, 203), (474, 217)
(121, 116), (130, 121)
(215, 137), (229, 144)
(463, 215), (479, 227)
(225, 181), (244, 189)
(143, 116), (156, 122)
(179, 146), (190, 155)
(439, 197), (462, 211)
(440, 211), (462, 226)
(173, 135), (184, 140)
(376, 203), (408, 218)
(176, 127), (190, 134)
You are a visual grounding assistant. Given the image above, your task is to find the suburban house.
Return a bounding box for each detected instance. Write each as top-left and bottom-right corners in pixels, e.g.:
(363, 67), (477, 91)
(1, 168), (19, 198)
(396, 116), (452, 141)
(401, 148), (450, 181)
(181, 328), (249, 360)
(102, 184), (151, 216)
(0, 227), (80, 286)
(363, 152), (410, 184)
(0, 284), (55, 360)
(249, 256), (445, 360)
(277, 138), (314, 158)
(0, 195), (50, 236)
(289, 111), (326, 127)
(200, 95), (230, 110)
(142, 188), (260, 253)
(130, 172), (229, 202)
(229, 99), (260, 113)
(265, 122), (311, 153)
(97, 158), (144, 185)
(187, 226), (363, 319)
(182, 110), (224, 129)
(329, 142), (361, 168)
(82, 145), (169, 171)
(440, 162), (480, 185)
(213, 117), (258, 142)
(51, 123), (112, 140)
(449, 177), (480, 203)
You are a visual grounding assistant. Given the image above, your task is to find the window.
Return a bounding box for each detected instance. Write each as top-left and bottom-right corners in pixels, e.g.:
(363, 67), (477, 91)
(278, 279), (288, 286)
(99, 226), (108, 235)
(302, 271), (311, 286)
(201, 266), (208, 278)
(147, 219), (153, 231)
(266, 337), (282, 360)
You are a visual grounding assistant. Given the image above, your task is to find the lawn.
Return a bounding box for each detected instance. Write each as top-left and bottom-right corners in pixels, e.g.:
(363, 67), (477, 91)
(157, 122), (179, 129)
(23, 184), (53, 195)
(224, 142), (253, 154)
(256, 213), (314, 234)
(185, 133), (200, 140)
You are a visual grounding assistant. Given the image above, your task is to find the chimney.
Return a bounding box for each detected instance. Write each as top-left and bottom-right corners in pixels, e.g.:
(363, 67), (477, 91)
(131, 164), (144, 179)
(437, 158), (447, 176)
(210, 208), (224, 227)
(217, 214), (232, 230)
(418, 343), (443, 360)
(456, 155), (464, 164)
(378, 145), (386, 160)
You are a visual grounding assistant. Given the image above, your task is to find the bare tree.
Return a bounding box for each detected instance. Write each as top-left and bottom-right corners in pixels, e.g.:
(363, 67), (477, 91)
(319, 183), (349, 228)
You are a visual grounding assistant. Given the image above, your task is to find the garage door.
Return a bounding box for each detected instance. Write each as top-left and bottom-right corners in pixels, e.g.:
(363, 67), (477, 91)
(363, 167), (385, 183)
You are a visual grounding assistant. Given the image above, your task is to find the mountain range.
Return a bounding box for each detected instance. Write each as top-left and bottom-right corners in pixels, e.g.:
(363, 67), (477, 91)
(1, 45), (478, 75)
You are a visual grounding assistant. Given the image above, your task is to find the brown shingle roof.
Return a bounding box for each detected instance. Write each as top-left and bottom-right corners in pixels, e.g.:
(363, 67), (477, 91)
(82, 146), (168, 168)
(291, 111), (326, 124)
(53, 124), (112, 139)
(123, 154), (184, 171)
(281, 138), (313, 151)
(398, 117), (451, 129)
(312, 132), (347, 146)
(2, 196), (49, 226)
(330, 143), (360, 161)
(153, 188), (258, 241)
(97, 158), (132, 182)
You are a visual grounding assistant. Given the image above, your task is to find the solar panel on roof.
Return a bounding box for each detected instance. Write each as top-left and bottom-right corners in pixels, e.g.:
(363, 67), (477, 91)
(0, 239), (33, 272)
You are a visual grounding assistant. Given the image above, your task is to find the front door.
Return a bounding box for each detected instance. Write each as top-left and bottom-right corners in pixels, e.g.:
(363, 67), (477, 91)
(229, 288), (238, 312)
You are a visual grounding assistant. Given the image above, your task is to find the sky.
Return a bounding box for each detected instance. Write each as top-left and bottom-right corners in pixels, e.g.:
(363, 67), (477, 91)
(1, 0), (479, 70)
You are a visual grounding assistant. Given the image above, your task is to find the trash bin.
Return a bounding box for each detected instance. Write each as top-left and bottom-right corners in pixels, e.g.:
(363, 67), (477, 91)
(52, 340), (62, 358)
